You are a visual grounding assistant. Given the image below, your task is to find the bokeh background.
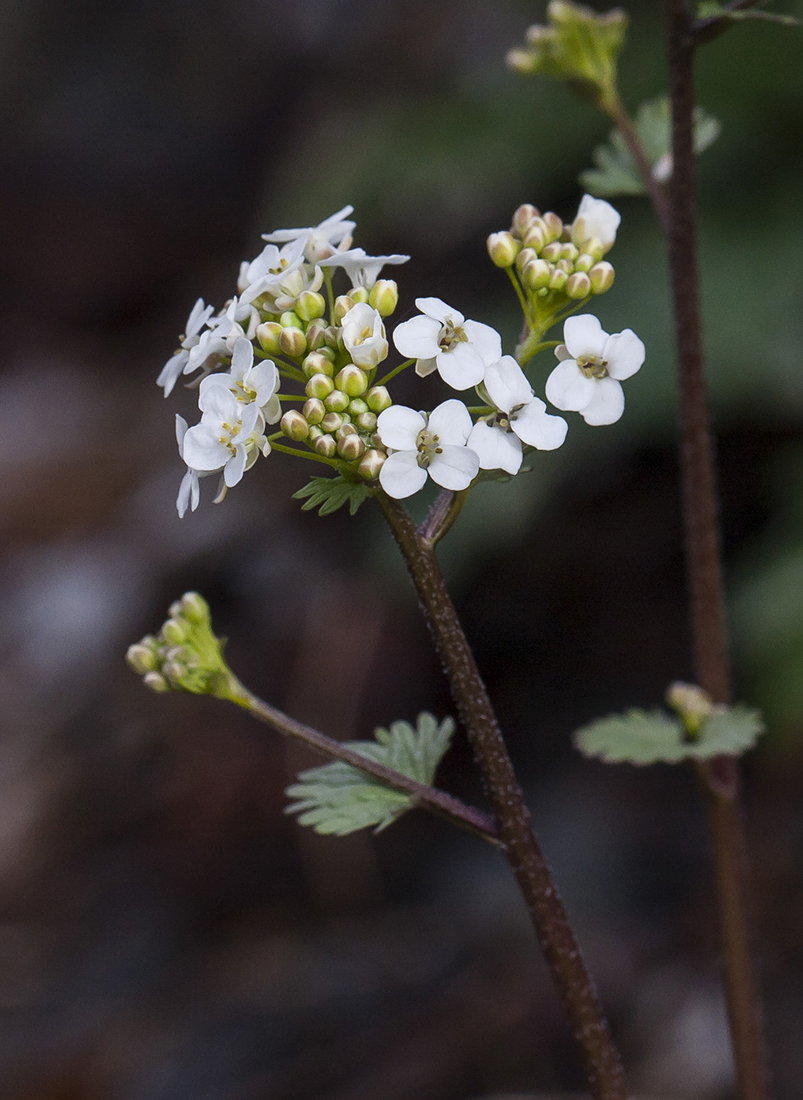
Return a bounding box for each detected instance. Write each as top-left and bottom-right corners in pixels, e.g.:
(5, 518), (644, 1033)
(1, 1), (802, 1097)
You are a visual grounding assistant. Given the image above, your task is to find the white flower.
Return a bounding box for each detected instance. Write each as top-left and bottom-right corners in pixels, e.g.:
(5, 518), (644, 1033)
(392, 297), (502, 390)
(341, 303), (388, 369)
(318, 247), (409, 289)
(199, 338), (282, 424)
(261, 205), (356, 262)
(570, 194), (621, 252)
(181, 388), (267, 490)
(158, 298), (215, 397)
(377, 399), (479, 499)
(467, 356), (568, 474)
(176, 415), (200, 518)
(545, 315), (645, 426)
(238, 238), (308, 307)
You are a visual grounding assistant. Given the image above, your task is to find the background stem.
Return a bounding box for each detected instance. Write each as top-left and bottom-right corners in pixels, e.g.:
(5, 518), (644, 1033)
(376, 490), (628, 1100)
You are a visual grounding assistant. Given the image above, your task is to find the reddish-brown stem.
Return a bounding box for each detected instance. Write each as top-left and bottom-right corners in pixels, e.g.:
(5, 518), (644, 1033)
(376, 490), (628, 1100)
(666, 3), (769, 1097)
(605, 96), (671, 235)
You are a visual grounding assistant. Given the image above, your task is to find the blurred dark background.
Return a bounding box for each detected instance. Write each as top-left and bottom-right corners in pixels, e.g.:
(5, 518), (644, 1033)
(0, 1), (802, 1097)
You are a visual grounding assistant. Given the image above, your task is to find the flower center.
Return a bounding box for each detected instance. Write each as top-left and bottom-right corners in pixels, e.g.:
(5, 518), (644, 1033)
(438, 320), (468, 353)
(415, 428), (443, 469)
(354, 325), (373, 346)
(576, 354), (609, 379)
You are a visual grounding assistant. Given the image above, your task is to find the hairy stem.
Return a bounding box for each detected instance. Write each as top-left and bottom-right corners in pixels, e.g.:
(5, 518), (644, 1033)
(667, 3), (768, 1097)
(231, 681), (501, 846)
(376, 490), (628, 1100)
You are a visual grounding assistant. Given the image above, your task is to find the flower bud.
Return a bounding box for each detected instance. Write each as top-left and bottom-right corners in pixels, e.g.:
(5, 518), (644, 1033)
(589, 261), (615, 293)
(162, 618), (188, 645)
(324, 326), (340, 349)
(303, 351), (335, 378)
(303, 398), (325, 425)
(295, 291), (326, 321)
(541, 241), (562, 263)
(279, 326), (307, 358)
(579, 236), (606, 262)
(334, 295), (355, 321)
(521, 258), (551, 291)
(180, 592), (208, 622)
(574, 252), (595, 273)
(549, 268), (568, 291)
(560, 242), (580, 262)
(335, 365), (368, 397)
(280, 311), (304, 330)
(542, 212), (564, 242)
(324, 389), (350, 413)
(512, 203), (540, 236)
(566, 272), (592, 299)
(143, 670), (170, 693)
(336, 421), (358, 439)
(337, 433), (365, 461)
(506, 46), (537, 74)
(305, 373), (335, 399)
(522, 225), (545, 252)
(307, 425), (324, 443)
(257, 322), (283, 355)
(487, 231), (520, 268)
(126, 643), (157, 674)
(320, 412), (343, 433)
(368, 280), (399, 317)
(354, 410), (378, 433)
(348, 398), (369, 416)
(281, 410), (310, 441)
(305, 319), (327, 350)
(314, 433), (337, 457)
(366, 385), (392, 413)
(557, 258), (574, 275)
(349, 286), (369, 304)
(515, 246), (538, 271)
(358, 448), (386, 480)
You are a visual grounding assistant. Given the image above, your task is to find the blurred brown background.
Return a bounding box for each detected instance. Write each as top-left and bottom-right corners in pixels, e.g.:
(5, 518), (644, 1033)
(0, 1), (802, 1097)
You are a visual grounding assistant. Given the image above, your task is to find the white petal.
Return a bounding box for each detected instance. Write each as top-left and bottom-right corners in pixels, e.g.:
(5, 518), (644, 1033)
(177, 469), (194, 518)
(414, 297), (464, 326)
(175, 414), (188, 450)
(436, 343), (485, 390)
(512, 400), (568, 450)
(157, 351), (188, 396)
(573, 195), (621, 248)
(199, 378), (237, 417)
(427, 398), (473, 445)
(428, 445), (479, 491)
(231, 336), (254, 378)
(379, 451), (429, 498)
(182, 424), (230, 471)
(580, 378), (625, 425)
(545, 360), (597, 412)
(415, 357), (437, 377)
(376, 405), (426, 450)
(603, 329), (645, 381)
(224, 445), (248, 487)
(563, 314), (608, 359)
(462, 319), (503, 367)
(467, 422), (522, 474)
(484, 356), (532, 413)
(392, 314), (441, 359)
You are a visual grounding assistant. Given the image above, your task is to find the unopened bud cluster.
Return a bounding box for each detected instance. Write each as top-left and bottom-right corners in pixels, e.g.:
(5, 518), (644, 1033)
(126, 593), (241, 700)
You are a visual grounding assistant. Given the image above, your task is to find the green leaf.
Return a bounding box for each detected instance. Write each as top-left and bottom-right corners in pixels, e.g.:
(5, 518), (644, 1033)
(285, 712), (456, 835)
(697, 1), (800, 26)
(293, 475), (372, 517)
(574, 705), (764, 765)
(579, 96), (721, 198)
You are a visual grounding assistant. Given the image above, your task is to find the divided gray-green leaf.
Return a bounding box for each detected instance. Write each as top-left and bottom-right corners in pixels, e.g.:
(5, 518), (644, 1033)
(293, 475), (372, 516)
(574, 705), (764, 765)
(579, 96), (720, 197)
(285, 712), (455, 835)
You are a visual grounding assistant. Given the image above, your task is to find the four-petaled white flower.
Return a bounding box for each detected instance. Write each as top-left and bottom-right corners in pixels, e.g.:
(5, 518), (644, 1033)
(158, 298), (215, 397)
(238, 238), (308, 308)
(181, 388), (268, 490)
(261, 205), (356, 262)
(199, 338), (282, 424)
(468, 356), (568, 474)
(392, 297), (502, 390)
(377, 399), (479, 498)
(341, 303), (388, 369)
(545, 315), (645, 426)
(318, 247), (410, 289)
(570, 194), (621, 253)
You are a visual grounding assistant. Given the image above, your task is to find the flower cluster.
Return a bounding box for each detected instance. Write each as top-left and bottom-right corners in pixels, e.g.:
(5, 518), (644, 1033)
(159, 199), (643, 509)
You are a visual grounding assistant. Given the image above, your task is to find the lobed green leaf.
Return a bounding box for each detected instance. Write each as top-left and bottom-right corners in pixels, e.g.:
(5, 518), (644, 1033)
(293, 475), (372, 517)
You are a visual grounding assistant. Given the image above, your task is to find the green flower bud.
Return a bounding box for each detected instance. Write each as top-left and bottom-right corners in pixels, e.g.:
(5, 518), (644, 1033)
(522, 226), (545, 252)
(305, 373), (335, 399)
(487, 231), (520, 268)
(303, 398), (326, 425)
(579, 236), (606, 262)
(589, 261), (615, 293)
(336, 422), (358, 439)
(257, 322), (283, 355)
(144, 670), (170, 693)
(307, 425), (324, 443)
(320, 411), (343, 433)
(512, 203), (541, 237)
(335, 365), (368, 397)
(279, 326), (307, 359)
(162, 618), (188, 645)
(358, 448), (386, 480)
(350, 286), (370, 304)
(280, 310), (304, 330)
(281, 410), (310, 441)
(506, 46), (537, 75)
(303, 351), (335, 378)
(541, 241), (562, 263)
(666, 681), (716, 740)
(566, 271), (592, 299)
(126, 643), (157, 675)
(366, 385), (392, 413)
(515, 247), (539, 271)
(324, 326), (340, 349)
(522, 258), (551, 291)
(368, 280), (399, 317)
(334, 295), (355, 321)
(574, 252), (595, 273)
(337, 433), (365, 461)
(549, 268), (568, 291)
(557, 258), (574, 275)
(542, 212), (564, 242)
(560, 242), (579, 262)
(295, 291), (326, 322)
(314, 433), (337, 457)
(354, 410), (378, 433)
(179, 592), (209, 622)
(348, 398), (369, 416)
(324, 389), (350, 413)
(305, 319), (327, 351)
